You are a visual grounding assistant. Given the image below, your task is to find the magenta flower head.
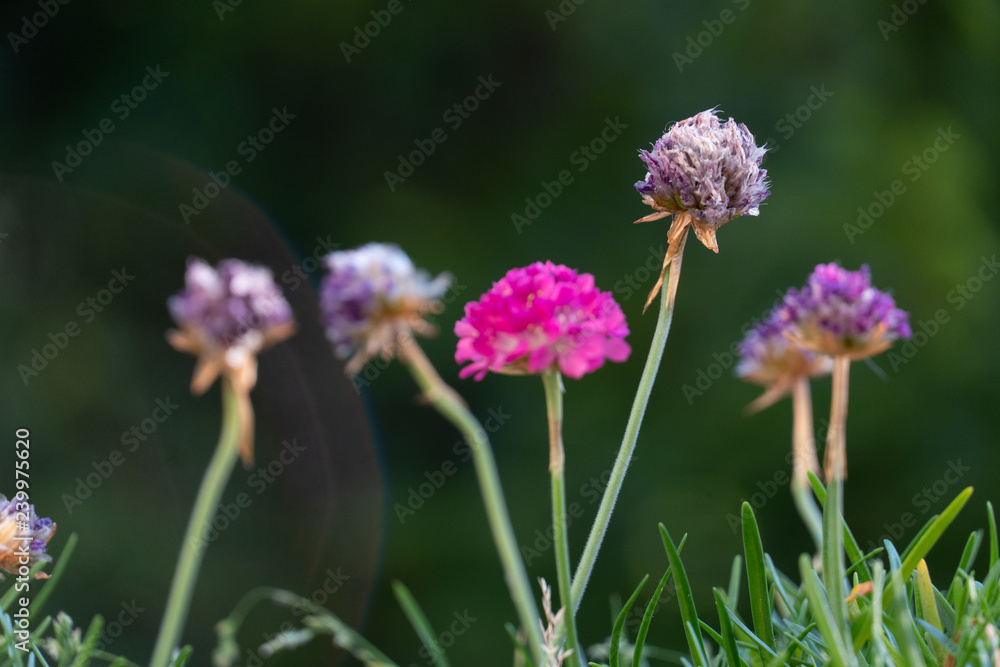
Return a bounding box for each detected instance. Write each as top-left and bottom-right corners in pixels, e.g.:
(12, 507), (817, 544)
(736, 310), (832, 413)
(0, 494), (56, 579)
(167, 258), (296, 464)
(455, 262), (631, 381)
(781, 263), (911, 359)
(320, 243), (450, 375)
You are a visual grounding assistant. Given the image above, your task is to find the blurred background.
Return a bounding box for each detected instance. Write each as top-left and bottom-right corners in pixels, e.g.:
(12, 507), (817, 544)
(1, 0), (998, 664)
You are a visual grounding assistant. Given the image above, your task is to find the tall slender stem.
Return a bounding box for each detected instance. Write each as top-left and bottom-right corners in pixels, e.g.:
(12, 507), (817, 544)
(571, 232), (687, 611)
(824, 356), (851, 483)
(150, 377), (242, 667)
(542, 369), (584, 665)
(398, 336), (544, 664)
(791, 376), (823, 548)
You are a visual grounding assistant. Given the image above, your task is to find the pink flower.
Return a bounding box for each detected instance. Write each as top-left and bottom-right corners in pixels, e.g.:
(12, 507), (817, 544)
(455, 262), (631, 380)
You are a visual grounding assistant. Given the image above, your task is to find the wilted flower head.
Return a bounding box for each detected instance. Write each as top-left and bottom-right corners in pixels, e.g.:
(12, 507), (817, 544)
(320, 243), (450, 375)
(736, 310), (832, 412)
(781, 263), (911, 359)
(455, 262), (630, 381)
(167, 257), (296, 465)
(0, 494), (56, 579)
(635, 109), (770, 251)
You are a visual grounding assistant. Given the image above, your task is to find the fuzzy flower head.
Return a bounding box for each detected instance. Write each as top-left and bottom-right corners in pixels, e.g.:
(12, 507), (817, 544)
(167, 258), (296, 465)
(736, 310), (832, 412)
(320, 243), (450, 375)
(635, 109), (770, 252)
(0, 494), (56, 579)
(455, 262), (631, 381)
(781, 263), (911, 359)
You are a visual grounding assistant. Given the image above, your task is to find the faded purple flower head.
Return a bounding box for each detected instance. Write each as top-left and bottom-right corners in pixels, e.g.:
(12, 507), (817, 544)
(320, 243), (450, 374)
(635, 109), (770, 228)
(737, 309), (831, 388)
(781, 263), (911, 358)
(0, 494), (56, 579)
(455, 262), (631, 381)
(168, 258), (293, 349)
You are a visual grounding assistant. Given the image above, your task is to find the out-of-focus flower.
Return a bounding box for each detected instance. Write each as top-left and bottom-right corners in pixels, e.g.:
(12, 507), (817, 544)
(0, 494), (56, 579)
(319, 243), (450, 375)
(780, 262), (911, 359)
(455, 262), (630, 381)
(737, 310), (832, 413)
(167, 258), (296, 464)
(634, 109), (770, 309)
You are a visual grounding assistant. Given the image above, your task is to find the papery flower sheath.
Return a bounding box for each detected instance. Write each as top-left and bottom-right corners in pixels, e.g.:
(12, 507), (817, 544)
(167, 258), (296, 465)
(319, 243), (450, 375)
(737, 310), (832, 413)
(0, 494), (56, 579)
(455, 262), (631, 381)
(780, 263), (911, 359)
(634, 109), (770, 309)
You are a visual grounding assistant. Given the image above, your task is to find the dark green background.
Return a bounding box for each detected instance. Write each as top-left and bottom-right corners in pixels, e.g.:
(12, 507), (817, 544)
(2, 0), (998, 664)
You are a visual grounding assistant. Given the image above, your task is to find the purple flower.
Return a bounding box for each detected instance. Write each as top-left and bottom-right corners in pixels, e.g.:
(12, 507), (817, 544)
(635, 109), (770, 252)
(736, 309), (832, 412)
(168, 258), (293, 350)
(320, 243), (450, 375)
(167, 258), (297, 465)
(780, 263), (911, 358)
(0, 494), (56, 579)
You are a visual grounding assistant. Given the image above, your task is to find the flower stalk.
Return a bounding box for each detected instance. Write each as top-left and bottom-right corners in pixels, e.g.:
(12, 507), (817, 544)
(150, 376), (242, 667)
(571, 237), (685, 611)
(825, 356), (851, 482)
(791, 376), (823, 547)
(542, 369), (583, 664)
(397, 335), (545, 663)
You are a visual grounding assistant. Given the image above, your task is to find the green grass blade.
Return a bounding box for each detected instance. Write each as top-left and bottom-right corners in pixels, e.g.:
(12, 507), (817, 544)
(659, 525), (707, 665)
(168, 645), (193, 666)
(799, 554), (852, 667)
(947, 531), (981, 603)
(713, 589), (743, 667)
(70, 613), (104, 667)
(30, 534), (79, 619)
(822, 478), (849, 639)
(888, 487), (973, 605)
(915, 560), (947, 665)
(504, 622), (537, 667)
(809, 472), (872, 583)
(726, 556), (742, 611)
(611, 575), (648, 667)
(392, 581), (451, 667)
(740, 503), (775, 651)
(987, 501), (998, 571)
(633, 569), (670, 667)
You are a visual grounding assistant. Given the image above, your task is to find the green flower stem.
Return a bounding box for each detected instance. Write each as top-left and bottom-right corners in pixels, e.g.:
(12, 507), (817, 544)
(150, 376), (242, 667)
(571, 234), (687, 612)
(542, 369), (584, 665)
(791, 376), (823, 548)
(398, 337), (544, 664)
